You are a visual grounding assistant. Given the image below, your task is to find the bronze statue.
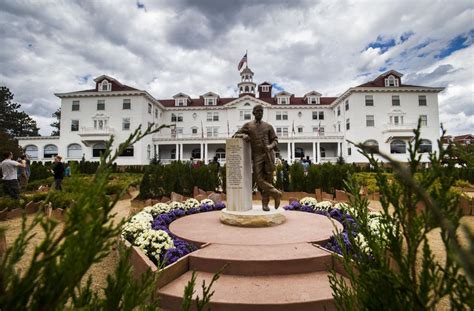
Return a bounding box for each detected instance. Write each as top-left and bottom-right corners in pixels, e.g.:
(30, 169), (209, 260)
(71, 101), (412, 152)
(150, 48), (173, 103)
(233, 104), (282, 211)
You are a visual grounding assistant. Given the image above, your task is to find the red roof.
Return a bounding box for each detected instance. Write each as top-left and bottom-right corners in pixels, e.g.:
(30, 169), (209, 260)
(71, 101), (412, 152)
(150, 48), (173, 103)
(158, 98), (235, 107)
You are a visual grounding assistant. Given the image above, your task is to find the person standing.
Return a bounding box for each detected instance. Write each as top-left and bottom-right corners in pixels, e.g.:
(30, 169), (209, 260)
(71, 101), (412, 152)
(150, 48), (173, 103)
(51, 155), (65, 190)
(233, 104), (282, 211)
(64, 163), (71, 177)
(17, 155), (28, 190)
(1, 151), (25, 199)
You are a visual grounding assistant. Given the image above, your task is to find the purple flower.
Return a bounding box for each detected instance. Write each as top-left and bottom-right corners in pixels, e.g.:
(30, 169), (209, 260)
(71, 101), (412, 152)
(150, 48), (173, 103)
(283, 204), (294, 210)
(172, 208), (186, 218)
(186, 207), (199, 215)
(199, 203), (212, 212)
(290, 201), (302, 209)
(214, 202), (226, 210)
(300, 205), (314, 213)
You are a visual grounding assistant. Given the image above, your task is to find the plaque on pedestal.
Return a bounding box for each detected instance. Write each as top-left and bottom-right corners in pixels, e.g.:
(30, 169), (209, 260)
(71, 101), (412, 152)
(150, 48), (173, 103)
(225, 138), (252, 212)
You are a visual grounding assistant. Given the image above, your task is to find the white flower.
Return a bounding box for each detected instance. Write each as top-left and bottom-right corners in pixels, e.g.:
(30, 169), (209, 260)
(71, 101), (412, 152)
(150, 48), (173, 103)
(333, 202), (349, 212)
(169, 201), (184, 210)
(300, 197), (318, 208)
(134, 229), (175, 262)
(183, 198), (200, 210)
(143, 203), (171, 217)
(200, 198), (214, 207)
(314, 201), (333, 212)
(121, 211), (153, 242)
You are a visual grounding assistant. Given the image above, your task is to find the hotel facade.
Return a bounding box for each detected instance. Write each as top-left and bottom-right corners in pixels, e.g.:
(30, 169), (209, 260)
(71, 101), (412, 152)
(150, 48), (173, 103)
(18, 68), (443, 165)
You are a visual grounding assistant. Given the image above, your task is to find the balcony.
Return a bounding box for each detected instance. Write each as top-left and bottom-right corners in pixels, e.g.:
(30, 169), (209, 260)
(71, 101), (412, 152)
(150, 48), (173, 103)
(383, 123), (418, 133)
(78, 127), (115, 146)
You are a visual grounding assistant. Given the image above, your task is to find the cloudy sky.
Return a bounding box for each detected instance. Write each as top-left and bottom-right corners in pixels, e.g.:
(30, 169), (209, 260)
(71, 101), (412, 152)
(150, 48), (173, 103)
(0, 0), (472, 136)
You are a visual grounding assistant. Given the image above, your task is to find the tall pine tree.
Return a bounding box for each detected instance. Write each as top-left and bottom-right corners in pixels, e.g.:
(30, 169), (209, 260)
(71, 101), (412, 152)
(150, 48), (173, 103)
(0, 86), (40, 157)
(50, 107), (61, 136)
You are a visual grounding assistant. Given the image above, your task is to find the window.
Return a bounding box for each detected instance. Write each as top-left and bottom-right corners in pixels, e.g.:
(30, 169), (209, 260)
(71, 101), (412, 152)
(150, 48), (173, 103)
(276, 127), (289, 137)
(207, 112), (219, 121)
(297, 127), (303, 133)
(419, 115), (427, 127)
(43, 144), (58, 158)
(366, 115), (375, 127)
(418, 139), (432, 153)
(309, 97), (319, 104)
(72, 100), (80, 111)
(171, 113), (183, 122)
(97, 100), (105, 110)
(94, 119), (107, 130)
(192, 127), (198, 135)
(240, 111), (251, 120)
(392, 95), (400, 106)
(155, 108), (159, 118)
(67, 144), (82, 158)
(338, 123), (341, 132)
(390, 115), (404, 125)
(319, 127), (325, 136)
(320, 147), (326, 158)
(171, 149), (176, 159)
(147, 145), (151, 159)
(337, 106), (341, 116)
(99, 80), (111, 91)
(192, 148), (201, 158)
(319, 111), (324, 120)
(390, 140), (406, 154)
(278, 97), (289, 105)
(385, 75), (399, 87)
(25, 145), (38, 159)
(148, 103), (152, 114)
(176, 98), (186, 106)
(91, 143), (105, 157)
(205, 98), (215, 106)
(346, 119), (350, 130)
(120, 146), (134, 157)
(295, 147), (304, 158)
(206, 127), (219, 137)
(276, 111), (288, 120)
(312, 111), (318, 120)
(122, 118), (130, 130)
(345, 100), (349, 111)
(418, 95), (427, 106)
(365, 95), (374, 106)
(363, 140), (379, 153)
(215, 148), (226, 160)
(71, 120), (79, 131)
(261, 86), (269, 92)
(347, 147), (351, 156)
(123, 99), (131, 110)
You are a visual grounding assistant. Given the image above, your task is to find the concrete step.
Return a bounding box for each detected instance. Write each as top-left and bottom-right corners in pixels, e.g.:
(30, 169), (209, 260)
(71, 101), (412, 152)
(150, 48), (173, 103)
(189, 243), (333, 275)
(159, 270), (338, 311)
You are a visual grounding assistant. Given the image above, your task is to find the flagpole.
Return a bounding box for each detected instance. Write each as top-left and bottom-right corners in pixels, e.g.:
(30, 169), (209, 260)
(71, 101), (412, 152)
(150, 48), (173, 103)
(246, 49), (248, 68)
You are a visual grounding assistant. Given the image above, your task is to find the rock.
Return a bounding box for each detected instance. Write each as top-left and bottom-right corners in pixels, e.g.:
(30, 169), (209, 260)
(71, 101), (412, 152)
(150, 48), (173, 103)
(322, 192), (333, 201)
(208, 193), (223, 203)
(335, 190), (349, 202)
(220, 209), (286, 227)
(7, 208), (24, 219)
(170, 192), (184, 202)
(151, 199), (159, 205)
(52, 208), (64, 221)
(0, 209), (8, 221)
(144, 199), (153, 206)
(315, 188), (322, 201)
(25, 201), (40, 214)
(198, 188), (207, 196)
(195, 194), (207, 202)
(193, 186), (200, 198)
(161, 196), (171, 203)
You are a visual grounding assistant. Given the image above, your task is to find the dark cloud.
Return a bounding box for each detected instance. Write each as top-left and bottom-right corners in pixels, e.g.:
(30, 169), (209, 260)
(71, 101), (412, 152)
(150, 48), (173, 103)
(404, 64), (459, 86)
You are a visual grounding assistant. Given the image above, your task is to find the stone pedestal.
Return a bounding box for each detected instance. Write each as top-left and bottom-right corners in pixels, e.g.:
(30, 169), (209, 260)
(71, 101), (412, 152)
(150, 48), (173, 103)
(220, 207), (286, 227)
(225, 138), (252, 212)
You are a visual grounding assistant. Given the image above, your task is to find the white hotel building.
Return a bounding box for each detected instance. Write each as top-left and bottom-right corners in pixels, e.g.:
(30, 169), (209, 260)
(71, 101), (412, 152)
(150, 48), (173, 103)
(18, 68), (443, 165)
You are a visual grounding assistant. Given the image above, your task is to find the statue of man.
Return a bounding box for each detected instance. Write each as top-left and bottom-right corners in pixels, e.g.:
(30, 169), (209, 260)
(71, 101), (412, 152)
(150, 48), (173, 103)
(234, 104), (282, 211)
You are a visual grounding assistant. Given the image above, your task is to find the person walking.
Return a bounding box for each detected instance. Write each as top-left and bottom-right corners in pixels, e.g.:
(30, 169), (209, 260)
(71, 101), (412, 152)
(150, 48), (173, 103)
(1, 151), (25, 199)
(51, 155), (65, 190)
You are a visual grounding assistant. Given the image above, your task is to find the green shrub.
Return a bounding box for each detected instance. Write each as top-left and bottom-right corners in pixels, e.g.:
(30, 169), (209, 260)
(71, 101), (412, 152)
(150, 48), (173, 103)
(29, 162), (52, 181)
(0, 197), (23, 211)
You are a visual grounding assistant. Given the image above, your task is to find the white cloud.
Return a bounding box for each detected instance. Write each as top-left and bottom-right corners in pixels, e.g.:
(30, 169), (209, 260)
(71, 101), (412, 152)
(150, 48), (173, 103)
(0, 0), (472, 135)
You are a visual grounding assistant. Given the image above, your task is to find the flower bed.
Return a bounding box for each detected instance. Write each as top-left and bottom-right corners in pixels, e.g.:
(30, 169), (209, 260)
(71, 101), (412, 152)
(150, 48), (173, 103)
(121, 200), (225, 267)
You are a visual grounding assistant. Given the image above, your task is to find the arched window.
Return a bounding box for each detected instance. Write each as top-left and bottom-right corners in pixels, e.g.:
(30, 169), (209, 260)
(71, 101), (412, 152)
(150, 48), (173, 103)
(363, 140), (379, 154)
(245, 86), (249, 92)
(215, 148), (226, 160)
(44, 144), (58, 158)
(251, 86), (255, 92)
(390, 140), (406, 154)
(92, 143), (106, 157)
(192, 148), (201, 159)
(99, 80), (111, 91)
(240, 87), (243, 92)
(295, 147), (304, 159)
(24, 145), (38, 159)
(171, 149), (176, 160)
(67, 144), (82, 158)
(418, 139), (432, 153)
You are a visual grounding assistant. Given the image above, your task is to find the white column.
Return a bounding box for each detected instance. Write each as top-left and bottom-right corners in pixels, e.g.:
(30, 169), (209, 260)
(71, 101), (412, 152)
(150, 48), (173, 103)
(337, 142), (340, 158)
(291, 142), (294, 162)
(180, 143), (184, 161)
(317, 142), (321, 164)
(156, 144), (160, 159)
(204, 143), (209, 164)
(175, 143), (179, 160)
(200, 143), (203, 161)
(312, 141), (316, 163)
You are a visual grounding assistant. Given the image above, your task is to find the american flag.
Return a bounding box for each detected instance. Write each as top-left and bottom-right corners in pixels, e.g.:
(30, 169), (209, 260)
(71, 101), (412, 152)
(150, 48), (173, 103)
(237, 53), (247, 70)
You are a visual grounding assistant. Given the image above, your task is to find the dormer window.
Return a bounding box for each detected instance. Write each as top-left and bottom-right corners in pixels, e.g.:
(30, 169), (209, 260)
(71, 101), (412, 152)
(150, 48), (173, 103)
(99, 80), (111, 92)
(385, 75), (399, 87)
(176, 98), (187, 106)
(308, 96), (319, 104)
(205, 98), (216, 106)
(278, 97), (290, 105)
(261, 86), (270, 92)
